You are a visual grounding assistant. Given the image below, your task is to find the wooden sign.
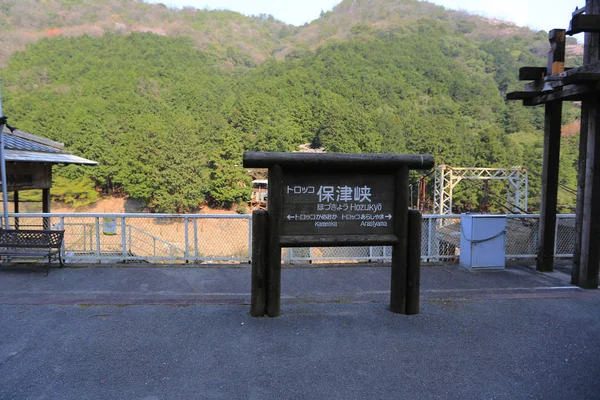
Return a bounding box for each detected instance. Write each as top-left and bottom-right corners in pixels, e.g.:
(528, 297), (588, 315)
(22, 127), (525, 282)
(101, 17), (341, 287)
(243, 152), (434, 317)
(281, 172), (394, 236)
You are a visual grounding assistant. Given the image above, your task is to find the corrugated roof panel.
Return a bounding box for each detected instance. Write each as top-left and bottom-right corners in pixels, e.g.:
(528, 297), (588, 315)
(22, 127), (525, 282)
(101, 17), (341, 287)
(5, 150), (98, 165)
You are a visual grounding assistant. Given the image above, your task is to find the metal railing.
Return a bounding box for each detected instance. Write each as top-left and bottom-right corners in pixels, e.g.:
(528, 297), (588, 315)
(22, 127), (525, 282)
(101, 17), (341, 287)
(1, 213), (576, 264)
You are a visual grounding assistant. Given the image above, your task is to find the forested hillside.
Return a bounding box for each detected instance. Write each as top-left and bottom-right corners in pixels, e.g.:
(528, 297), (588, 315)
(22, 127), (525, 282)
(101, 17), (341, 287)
(0, 0), (583, 212)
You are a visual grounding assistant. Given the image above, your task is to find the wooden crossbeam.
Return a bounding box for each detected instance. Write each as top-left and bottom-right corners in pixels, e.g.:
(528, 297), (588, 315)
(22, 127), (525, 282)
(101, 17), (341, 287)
(557, 62), (600, 83)
(524, 79), (565, 92)
(505, 91), (541, 100)
(519, 67), (546, 81)
(524, 83), (600, 106)
(567, 14), (600, 35)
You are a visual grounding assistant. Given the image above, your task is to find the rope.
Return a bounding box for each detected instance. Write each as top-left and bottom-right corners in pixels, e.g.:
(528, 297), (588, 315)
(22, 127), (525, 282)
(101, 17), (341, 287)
(461, 224), (507, 244)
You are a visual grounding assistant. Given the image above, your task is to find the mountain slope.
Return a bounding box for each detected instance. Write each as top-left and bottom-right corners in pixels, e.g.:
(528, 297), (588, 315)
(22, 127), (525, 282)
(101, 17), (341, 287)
(0, 0), (583, 212)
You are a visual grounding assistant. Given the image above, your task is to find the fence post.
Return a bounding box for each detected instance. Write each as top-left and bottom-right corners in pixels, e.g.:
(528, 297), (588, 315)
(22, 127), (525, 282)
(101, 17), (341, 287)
(184, 217), (189, 263)
(59, 217), (65, 259)
(194, 219), (198, 259)
(121, 217), (127, 260)
(247, 215), (252, 262)
(427, 217), (433, 261)
(95, 217), (101, 263)
(554, 215), (560, 257)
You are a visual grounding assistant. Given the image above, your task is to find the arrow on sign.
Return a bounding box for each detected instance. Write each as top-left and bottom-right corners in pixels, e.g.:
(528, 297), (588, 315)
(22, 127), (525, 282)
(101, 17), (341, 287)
(386, 214), (392, 220)
(287, 215), (297, 220)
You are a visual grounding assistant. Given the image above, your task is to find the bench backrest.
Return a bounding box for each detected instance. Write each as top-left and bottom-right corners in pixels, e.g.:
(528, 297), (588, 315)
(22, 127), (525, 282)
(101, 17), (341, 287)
(0, 229), (65, 249)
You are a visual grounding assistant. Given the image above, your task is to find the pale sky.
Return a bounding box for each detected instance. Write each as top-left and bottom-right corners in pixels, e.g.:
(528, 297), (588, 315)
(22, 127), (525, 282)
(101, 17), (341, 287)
(147, 0), (584, 33)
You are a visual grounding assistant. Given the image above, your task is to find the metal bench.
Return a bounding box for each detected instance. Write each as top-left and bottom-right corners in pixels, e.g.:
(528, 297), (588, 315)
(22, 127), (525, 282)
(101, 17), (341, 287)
(0, 229), (64, 267)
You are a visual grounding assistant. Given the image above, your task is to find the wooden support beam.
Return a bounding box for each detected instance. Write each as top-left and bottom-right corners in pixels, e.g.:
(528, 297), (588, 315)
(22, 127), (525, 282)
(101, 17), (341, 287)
(557, 62), (600, 83)
(573, 0), (600, 288)
(567, 14), (600, 35)
(13, 191), (19, 230)
(505, 91), (541, 100)
(519, 67), (546, 81)
(537, 102), (563, 272)
(573, 104), (590, 285)
(579, 98), (600, 288)
(405, 210), (421, 315)
(250, 210), (268, 317)
(547, 29), (566, 75)
(266, 164), (283, 317)
(42, 188), (50, 230)
(390, 167), (409, 314)
(524, 83), (599, 106)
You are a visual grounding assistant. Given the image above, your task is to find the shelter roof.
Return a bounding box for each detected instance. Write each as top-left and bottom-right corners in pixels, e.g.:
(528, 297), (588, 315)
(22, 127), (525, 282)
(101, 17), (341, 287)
(2, 126), (97, 165)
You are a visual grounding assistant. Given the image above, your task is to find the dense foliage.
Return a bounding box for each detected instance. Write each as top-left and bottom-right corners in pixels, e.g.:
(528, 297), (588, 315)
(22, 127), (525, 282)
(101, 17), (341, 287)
(0, 1), (583, 213)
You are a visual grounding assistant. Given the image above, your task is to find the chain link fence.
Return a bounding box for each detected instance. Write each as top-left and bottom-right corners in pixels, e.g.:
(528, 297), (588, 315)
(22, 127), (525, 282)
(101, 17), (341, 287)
(2, 213), (576, 264)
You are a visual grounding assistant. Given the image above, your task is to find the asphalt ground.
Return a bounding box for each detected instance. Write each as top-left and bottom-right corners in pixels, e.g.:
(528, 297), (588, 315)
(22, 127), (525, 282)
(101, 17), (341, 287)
(0, 261), (599, 399)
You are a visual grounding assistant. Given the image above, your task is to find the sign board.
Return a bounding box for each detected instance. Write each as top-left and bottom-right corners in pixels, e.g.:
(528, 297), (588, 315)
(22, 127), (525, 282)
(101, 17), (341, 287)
(103, 217), (117, 235)
(243, 151), (434, 317)
(281, 172), (394, 236)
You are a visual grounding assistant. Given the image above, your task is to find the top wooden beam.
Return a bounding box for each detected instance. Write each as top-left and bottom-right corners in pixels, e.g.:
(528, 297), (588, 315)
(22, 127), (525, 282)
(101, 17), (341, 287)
(243, 152), (435, 170)
(567, 14), (600, 35)
(519, 67), (546, 81)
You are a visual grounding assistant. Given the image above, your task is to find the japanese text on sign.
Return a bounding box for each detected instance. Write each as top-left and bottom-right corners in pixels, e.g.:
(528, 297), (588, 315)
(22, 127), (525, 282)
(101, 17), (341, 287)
(286, 185), (372, 203)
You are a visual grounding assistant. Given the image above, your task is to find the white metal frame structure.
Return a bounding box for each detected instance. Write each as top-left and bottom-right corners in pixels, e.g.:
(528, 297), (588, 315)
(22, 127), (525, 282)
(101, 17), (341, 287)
(433, 165), (528, 215)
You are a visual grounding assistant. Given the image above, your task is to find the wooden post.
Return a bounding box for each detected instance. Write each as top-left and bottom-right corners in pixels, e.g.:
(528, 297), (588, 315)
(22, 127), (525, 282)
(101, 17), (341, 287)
(390, 167), (409, 314)
(536, 29), (566, 272)
(13, 191), (19, 229)
(406, 209), (421, 315)
(579, 98), (600, 289)
(537, 101), (562, 272)
(547, 30), (566, 75)
(42, 188), (50, 230)
(573, 105), (589, 285)
(575, 0), (600, 289)
(251, 210), (268, 317)
(266, 164), (283, 317)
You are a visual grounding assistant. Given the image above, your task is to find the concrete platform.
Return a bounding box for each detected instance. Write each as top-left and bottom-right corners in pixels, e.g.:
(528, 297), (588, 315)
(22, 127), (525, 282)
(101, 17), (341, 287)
(0, 261), (590, 306)
(0, 261), (598, 399)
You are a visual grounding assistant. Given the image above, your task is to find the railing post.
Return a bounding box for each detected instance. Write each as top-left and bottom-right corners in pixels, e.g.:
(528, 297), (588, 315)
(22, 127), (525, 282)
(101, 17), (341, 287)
(248, 215), (252, 262)
(83, 224), (87, 252)
(95, 216), (101, 263)
(121, 217), (127, 260)
(184, 217), (189, 263)
(194, 218), (198, 259)
(554, 215), (560, 257)
(59, 217), (65, 259)
(427, 217), (433, 262)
